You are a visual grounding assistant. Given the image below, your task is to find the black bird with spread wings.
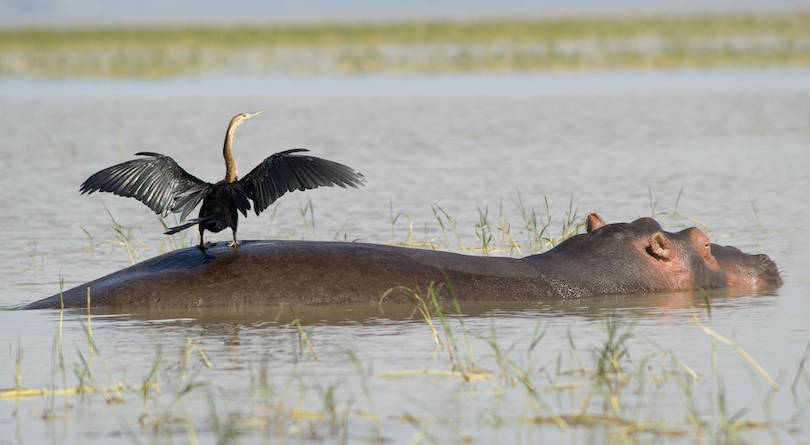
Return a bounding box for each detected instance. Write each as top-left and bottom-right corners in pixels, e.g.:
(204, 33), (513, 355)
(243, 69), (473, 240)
(80, 110), (366, 250)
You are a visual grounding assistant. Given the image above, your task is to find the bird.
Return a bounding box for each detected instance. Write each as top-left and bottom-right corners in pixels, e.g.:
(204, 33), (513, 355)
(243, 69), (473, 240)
(80, 110), (366, 250)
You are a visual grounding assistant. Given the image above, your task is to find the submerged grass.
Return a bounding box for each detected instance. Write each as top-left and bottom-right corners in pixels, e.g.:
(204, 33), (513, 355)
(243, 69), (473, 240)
(373, 273), (798, 442)
(3, 286), (806, 443)
(2, 14), (809, 77)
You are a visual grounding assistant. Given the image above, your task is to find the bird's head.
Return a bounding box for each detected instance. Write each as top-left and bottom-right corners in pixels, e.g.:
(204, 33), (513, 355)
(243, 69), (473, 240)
(228, 109), (266, 132)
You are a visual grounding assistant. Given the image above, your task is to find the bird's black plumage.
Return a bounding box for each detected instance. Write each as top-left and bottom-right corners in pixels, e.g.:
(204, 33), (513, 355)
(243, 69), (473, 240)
(80, 111), (365, 250)
(79, 151), (205, 218)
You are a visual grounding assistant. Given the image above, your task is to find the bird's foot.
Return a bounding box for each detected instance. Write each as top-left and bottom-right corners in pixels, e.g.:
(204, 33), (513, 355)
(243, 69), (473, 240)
(198, 243), (216, 262)
(228, 240), (241, 248)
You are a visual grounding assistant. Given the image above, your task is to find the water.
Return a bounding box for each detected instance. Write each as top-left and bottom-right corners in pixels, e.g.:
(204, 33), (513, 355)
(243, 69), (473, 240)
(1, 69), (809, 443)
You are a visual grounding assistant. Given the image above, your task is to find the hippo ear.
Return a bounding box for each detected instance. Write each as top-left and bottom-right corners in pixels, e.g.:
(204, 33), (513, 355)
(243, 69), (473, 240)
(647, 232), (674, 261)
(586, 213), (605, 233)
(633, 217), (664, 230)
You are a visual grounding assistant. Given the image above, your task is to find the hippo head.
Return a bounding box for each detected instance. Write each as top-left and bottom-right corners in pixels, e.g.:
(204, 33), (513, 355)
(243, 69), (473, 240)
(533, 213), (782, 297)
(582, 213), (782, 291)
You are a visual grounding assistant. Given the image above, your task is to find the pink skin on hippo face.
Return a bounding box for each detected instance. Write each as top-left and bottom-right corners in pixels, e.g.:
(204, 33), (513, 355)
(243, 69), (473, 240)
(583, 213), (782, 290)
(710, 244), (782, 286)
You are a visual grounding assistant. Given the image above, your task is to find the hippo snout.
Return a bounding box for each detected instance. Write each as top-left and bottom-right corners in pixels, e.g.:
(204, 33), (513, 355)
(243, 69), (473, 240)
(757, 254), (783, 285)
(710, 244), (783, 286)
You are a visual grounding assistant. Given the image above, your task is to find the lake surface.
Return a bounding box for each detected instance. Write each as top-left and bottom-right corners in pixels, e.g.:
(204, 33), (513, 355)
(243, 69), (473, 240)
(1, 69), (809, 444)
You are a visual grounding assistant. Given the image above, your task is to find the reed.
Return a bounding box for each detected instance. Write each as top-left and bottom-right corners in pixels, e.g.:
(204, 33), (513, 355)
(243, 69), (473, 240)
(103, 203), (141, 264)
(14, 241), (43, 274)
(347, 350), (385, 441)
(431, 203), (465, 251)
(286, 307), (318, 360)
(298, 196), (317, 241)
(475, 205), (493, 256)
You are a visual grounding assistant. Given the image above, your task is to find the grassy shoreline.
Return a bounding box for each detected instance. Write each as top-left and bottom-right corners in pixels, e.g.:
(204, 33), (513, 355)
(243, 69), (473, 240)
(4, 14), (810, 48)
(1, 13), (809, 77)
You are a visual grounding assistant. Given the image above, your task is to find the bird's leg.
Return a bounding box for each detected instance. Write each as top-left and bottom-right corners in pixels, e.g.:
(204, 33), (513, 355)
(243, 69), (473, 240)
(228, 228), (241, 248)
(198, 228), (207, 251)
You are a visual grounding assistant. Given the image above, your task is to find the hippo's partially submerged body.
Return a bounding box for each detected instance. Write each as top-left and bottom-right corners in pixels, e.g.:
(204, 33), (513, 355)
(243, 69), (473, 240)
(21, 214), (781, 309)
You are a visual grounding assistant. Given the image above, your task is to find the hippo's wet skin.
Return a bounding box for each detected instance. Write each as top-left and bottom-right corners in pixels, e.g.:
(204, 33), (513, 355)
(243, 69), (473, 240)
(21, 214), (781, 309)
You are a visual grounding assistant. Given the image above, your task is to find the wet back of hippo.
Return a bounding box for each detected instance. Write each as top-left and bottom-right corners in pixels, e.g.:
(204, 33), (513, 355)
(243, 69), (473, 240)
(23, 241), (554, 309)
(22, 214), (781, 309)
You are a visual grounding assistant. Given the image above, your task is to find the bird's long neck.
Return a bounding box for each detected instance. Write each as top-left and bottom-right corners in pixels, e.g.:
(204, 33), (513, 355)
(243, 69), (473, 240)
(223, 122), (239, 183)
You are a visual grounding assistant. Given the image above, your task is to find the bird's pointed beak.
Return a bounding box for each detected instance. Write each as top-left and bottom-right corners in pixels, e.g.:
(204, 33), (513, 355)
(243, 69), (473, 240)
(246, 109), (266, 119)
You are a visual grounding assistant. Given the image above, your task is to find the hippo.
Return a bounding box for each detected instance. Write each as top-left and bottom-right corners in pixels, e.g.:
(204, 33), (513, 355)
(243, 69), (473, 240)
(20, 213), (781, 309)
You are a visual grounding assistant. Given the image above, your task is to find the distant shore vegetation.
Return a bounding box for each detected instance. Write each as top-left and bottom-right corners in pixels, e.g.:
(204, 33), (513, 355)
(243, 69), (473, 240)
(1, 14), (809, 77)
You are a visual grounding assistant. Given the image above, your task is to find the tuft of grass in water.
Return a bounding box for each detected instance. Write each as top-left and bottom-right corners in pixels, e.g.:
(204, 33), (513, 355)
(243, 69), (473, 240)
(749, 198), (761, 231)
(686, 297), (778, 390)
(17, 241), (43, 273)
(475, 205), (493, 256)
(411, 272), (487, 378)
(573, 313), (636, 418)
(381, 283), (445, 349)
(99, 202), (147, 263)
(207, 391), (241, 445)
(316, 380), (351, 442)
(494, 198), (523, 257)
(80, 227), (99, 255)
(511, 191), (552, 250)
(792, 339), (810, 395)
(381, 276), (497, 381)
(431, 203), (465, 251)
(159, 216), (194, 251)
(299, 196), (317, 241)
(138, 348), (163, 421)
(347, 350), (385, 441)
(651, 185), (716, 240)
(560, 193), (584, 244)
(75, 315), (123, 402)
(331, 219), (353, 242)
(286, 307), (318, 360)
(389, 198), (415, 246)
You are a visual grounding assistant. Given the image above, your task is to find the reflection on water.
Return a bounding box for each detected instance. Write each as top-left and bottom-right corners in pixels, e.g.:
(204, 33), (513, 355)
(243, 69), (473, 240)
(1, 70), (809, 443)
(79, 287), (782, 328)
(0, 285), (798, 444)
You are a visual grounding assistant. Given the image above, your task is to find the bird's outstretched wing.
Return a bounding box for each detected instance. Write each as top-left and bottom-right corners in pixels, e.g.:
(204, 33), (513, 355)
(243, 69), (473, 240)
(80, 152), (209, 218)
(239, 148), (366, 215)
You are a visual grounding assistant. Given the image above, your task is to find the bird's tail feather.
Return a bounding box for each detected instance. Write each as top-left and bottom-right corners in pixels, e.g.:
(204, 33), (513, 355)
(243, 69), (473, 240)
(164, 217), (231, 235)
(165, 220), (202, 235)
